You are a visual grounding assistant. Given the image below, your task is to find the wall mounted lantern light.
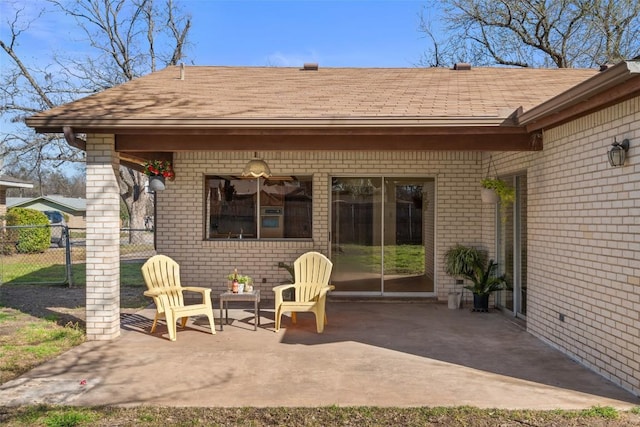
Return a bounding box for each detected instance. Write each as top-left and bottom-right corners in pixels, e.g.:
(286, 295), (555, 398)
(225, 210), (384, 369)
(608, 138), (630, 167)
(241, 152), (272, 178)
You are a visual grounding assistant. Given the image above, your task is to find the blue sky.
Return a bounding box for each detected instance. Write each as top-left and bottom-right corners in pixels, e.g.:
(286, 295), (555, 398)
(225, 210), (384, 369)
(186, 0), (432, 67)
(1, 0), (435, 69)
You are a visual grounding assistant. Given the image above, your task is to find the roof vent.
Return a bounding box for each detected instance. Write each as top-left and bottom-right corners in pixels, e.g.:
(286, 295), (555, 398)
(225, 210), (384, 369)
(453, 62), (471, 71)
(302, 63), (319, 71)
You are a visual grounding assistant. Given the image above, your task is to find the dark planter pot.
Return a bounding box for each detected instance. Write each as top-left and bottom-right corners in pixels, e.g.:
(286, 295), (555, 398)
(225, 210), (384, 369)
(472, 293), (490, 312)
(148, 175), (166, 191)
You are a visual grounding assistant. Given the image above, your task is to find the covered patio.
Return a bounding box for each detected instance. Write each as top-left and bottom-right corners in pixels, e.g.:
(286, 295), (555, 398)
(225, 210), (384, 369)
(22, 61), (640, 398)
(0, 302), (637, 409)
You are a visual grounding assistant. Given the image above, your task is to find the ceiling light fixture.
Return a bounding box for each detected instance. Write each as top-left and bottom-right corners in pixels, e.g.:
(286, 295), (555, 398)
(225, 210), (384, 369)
(242, 152), (272, 178)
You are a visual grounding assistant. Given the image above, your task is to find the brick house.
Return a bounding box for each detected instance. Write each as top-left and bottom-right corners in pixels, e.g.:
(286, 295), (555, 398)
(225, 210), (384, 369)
(25, 61), (639, 396)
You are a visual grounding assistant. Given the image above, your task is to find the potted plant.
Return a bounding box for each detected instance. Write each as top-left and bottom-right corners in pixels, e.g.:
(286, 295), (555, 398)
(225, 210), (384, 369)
(481, 177), (515, 220)
(444, 244), (507, 312)
(143, 160), (175, 191)
(227, 270), (253, 293)
(444, 244), (480, 309)
(238, 274), (253, 292)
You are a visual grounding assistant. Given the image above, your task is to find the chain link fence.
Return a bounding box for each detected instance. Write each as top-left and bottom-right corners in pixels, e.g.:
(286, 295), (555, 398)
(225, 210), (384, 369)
(1, 225), (155, 286)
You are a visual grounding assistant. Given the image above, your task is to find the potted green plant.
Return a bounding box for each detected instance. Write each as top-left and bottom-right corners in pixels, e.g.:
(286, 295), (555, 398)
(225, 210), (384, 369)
(444, 244), (507, 312)
(444, 244), (480, 309)
(226, 270), (253, 292)
(238, 274), (253, 291)
(481, 177), (515, 220)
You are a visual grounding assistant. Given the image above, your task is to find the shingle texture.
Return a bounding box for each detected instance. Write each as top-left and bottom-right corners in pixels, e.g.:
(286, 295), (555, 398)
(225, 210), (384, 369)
(33, 66), (598, 121)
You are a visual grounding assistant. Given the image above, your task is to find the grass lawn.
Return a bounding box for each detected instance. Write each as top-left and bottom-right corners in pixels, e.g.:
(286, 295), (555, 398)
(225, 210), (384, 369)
(0, 308), (85, 384)
(1, 258), (145, 287)
(1, 404), (639, 426)
(333, 244), (425, 274)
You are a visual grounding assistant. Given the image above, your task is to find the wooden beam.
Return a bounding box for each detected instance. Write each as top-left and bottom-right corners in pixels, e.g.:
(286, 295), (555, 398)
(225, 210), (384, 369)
(118, 152), (173, 172)
(116, 131), (537, 152)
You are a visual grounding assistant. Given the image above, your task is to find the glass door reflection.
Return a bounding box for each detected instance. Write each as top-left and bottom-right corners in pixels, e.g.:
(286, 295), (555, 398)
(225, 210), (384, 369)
(331, 176), (434, 295)
(331, 177), (382, 292)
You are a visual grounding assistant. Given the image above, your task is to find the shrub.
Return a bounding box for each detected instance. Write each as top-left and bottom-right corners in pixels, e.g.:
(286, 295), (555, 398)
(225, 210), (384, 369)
(6, 208), (51, 254)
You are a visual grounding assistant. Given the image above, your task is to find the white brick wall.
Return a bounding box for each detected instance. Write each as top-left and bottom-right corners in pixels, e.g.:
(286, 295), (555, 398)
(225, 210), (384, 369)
(489, 96), (640, 396)
(85, 134), (121, 341)
(157, 150), (487, 302)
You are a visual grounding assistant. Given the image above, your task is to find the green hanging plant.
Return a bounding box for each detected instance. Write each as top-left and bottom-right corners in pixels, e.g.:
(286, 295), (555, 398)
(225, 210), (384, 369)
(481, 177), (515, 208)
(481, 156), (516, 222)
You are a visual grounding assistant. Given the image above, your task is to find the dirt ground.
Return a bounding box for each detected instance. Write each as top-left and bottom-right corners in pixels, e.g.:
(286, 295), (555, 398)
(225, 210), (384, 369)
(0, 283), (148, 329)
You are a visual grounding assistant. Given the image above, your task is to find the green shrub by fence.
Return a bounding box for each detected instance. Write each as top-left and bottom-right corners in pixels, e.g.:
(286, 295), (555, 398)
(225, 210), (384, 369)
(5, 208), (51, 254)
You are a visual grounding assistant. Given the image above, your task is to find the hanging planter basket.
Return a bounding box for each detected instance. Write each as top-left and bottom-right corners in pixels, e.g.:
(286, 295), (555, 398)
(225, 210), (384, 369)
(481, 187), (499, 204)
(148, 175), (166, 192)
(480, 156), (513, 206)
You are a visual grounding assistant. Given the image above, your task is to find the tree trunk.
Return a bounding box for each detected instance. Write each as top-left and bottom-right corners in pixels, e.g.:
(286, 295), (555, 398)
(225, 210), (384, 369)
(118, 166), (152, 231)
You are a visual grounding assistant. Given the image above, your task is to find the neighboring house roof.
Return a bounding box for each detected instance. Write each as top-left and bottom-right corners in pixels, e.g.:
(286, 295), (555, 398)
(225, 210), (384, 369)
(26, 65), (598, 130)
(0, 175), (34, 189)
(7, 196), (86, 212)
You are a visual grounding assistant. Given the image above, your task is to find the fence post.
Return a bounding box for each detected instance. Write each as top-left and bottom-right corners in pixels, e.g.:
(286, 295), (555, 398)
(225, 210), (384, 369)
(64, 225), (73, 287)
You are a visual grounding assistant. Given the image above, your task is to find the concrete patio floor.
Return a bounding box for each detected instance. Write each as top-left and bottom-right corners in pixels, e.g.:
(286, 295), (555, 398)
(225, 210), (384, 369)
(1, 301), (638, 409)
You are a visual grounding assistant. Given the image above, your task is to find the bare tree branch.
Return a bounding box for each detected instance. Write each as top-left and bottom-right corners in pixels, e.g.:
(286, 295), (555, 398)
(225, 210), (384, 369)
(420, 0), (640, 68)
(1, 0), (191, 225)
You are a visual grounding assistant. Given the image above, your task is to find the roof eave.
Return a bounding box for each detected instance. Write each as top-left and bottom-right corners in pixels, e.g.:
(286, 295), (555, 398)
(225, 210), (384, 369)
(27, 116), (520, 134)
(517, 60), (640, 128)
(0, 177), (34, 189)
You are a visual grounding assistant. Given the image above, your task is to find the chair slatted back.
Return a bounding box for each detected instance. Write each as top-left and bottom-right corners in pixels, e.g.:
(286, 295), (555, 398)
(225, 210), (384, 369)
(293, 252), (333, 302)
(141, 255), (185, 311)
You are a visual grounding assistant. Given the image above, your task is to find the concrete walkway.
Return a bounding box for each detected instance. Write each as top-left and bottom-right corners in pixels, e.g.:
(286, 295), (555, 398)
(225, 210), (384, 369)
(1, 302), (638, 409)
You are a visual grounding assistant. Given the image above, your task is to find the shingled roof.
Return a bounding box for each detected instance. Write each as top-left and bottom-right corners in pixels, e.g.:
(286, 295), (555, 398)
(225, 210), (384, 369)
(27, 65), (598, 132)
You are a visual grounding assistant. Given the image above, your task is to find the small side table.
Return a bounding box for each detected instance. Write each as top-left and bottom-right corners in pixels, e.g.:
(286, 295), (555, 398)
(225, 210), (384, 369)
(219, 290), (261, 331)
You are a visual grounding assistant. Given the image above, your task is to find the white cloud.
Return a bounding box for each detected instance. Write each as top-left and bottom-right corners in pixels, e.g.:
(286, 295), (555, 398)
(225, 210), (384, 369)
(265, 50), (320, 67)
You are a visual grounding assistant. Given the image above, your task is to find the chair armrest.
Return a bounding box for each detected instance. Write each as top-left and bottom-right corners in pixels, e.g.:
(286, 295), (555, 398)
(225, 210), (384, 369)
(182, 286), (212, 295)
(144, 287), (182, 297)
(272, 283), (296, 307)
(318, 285), (335, 298)
(181, 286), (212, 303)
(272, 283), (295, 293)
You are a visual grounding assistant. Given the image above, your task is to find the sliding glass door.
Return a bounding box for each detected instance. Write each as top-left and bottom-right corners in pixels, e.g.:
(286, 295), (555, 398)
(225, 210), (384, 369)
(331, 176), (434, 295)
(496, 175), (527, 318)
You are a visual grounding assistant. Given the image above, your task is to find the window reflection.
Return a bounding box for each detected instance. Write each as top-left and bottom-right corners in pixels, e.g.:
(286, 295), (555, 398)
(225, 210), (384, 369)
(206, 176), (312, 239)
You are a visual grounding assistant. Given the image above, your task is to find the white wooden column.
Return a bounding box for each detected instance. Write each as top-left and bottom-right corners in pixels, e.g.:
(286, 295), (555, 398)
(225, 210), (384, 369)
(85, 134), (121, 340)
